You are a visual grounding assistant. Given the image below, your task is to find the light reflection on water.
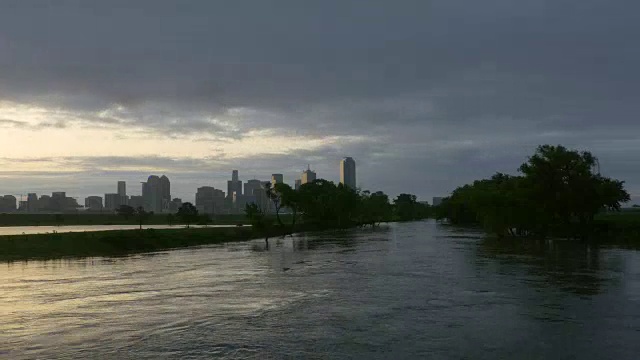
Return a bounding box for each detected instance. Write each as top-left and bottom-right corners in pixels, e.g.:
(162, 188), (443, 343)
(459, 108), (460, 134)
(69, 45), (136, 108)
(2, 221), (640, 359)
(0, 224), (245, 236)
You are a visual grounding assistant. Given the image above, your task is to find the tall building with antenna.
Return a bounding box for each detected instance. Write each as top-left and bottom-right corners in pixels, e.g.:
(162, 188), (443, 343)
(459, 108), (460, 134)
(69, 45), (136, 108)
(301, 165), (316, 185)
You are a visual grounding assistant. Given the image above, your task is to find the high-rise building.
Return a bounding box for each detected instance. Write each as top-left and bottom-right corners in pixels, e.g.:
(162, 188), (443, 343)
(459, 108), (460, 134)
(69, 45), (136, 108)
(27, 193), (38, 212)
(295, 179), (302, 191)
(301, 165), (316, 185)
(196, 186), (225, 214)
(0, 195), (17, 212)
(244, 179), (263, 197)
(253, 181), (272, 213)
(51, 192), (67, 212)
(85, 196), (103, 211)
(142, 175), (171, 213)
(104, 193), (120, 211)
(432, 197), (444, 206)
(340, 157), (356, 189)
(271, 174), (283, 188)
(227, 170), (243, 199)
(117, 181), (126, 197)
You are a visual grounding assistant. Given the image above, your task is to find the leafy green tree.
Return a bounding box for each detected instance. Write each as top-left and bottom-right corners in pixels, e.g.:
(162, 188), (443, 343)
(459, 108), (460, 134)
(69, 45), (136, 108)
(116, 205), (136, 220)
(177, 202), (199, 228)
(275, 183), (299, 230)
(519, 145), (629, 237)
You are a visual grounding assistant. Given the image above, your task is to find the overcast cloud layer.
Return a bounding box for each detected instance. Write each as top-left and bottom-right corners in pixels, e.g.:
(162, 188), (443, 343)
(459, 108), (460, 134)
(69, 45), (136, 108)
(1, 0), (639, 203)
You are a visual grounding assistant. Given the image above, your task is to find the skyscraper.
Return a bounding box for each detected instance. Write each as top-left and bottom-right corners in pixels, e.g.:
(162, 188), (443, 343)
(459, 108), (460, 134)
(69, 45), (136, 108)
(271, 174), (283, 187)
(117, 181), (126, 197)
(295, 179), (302, 191)
(142, 175), (171, 213)
(340, 157), (356, 189)
(301, 165), (316, 185)
(227, 170), (242, 199)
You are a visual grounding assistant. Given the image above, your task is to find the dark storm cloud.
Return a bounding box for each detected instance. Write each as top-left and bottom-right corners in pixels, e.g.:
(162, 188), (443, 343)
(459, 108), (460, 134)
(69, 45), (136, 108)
(1, 0), (639, 199)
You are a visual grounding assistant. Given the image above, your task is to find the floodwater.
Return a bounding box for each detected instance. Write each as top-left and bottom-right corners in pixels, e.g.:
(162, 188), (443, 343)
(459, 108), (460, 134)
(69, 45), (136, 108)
(2, 221), (639, 359)
(0, 224), (244, 236)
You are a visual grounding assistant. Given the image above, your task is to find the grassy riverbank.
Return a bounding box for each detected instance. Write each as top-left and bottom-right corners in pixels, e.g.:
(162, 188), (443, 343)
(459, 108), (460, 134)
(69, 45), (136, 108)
(0, 226), (296, 262)
(0, 213), (292, 227)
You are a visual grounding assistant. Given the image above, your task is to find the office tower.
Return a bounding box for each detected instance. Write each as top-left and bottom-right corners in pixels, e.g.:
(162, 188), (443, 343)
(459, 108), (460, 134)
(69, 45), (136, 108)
(85, 196), (103, 211)
(142, 175), (171, 213)
(340, 157), (356, 189)
(117, 181), (126, 196)
(301, 165), (316, 185)
(51, 192), (66, 212)
(227, 170), (242, 199)
(253, 181), (272, 213)
(104, 193), (119, 211)
(27, 193), (38, 212)
(295, 179), (302, 191)
(244, 179), (263, 196)
(0, 195), (17, 212)
(271, 174), (283, 188)
(196, 186), (225, 214)
(128, 195), (144, 209)
(169, 198), (183, 212)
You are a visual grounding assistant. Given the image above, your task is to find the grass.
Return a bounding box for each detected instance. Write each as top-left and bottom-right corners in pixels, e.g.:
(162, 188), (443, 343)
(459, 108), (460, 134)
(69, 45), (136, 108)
(0, 213), (293, 227)
(0, 226), (297, 262)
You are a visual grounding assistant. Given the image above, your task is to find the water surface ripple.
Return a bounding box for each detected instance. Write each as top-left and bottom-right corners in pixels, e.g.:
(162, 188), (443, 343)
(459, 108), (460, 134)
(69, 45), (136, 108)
(2, 221), (640, 359)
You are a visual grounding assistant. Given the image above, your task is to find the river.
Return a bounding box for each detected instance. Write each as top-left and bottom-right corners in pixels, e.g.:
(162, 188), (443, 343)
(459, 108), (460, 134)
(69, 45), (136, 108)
(2, 221), (639, 359)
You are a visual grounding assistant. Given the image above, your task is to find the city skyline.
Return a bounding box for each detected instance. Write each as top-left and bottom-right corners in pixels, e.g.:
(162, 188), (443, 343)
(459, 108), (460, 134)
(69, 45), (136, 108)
(1, 158), (410, 210)
(1, 2), (639, 204)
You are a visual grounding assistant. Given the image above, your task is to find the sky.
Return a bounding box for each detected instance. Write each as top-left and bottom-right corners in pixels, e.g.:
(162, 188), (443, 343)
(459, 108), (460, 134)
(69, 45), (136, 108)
(1, 0), (639, 204)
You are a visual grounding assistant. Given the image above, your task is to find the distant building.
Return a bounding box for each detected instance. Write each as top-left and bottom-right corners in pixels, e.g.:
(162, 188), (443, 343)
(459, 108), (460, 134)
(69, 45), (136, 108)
(301, 165), (316, 185)
(0, 195), (17, 212)
(169, 198), (182, 212)
(85, 196), (103, 211)
(27, 193), (38, 212)
(117, 181), (127, 205)
(227, 170), (243, 200)
(432, 197), (444, 206)
(128, 195), (144, 209)
(271, 174), (283, 188)
(48, 191), (67, 212)
(118, 181), (126, 197)
(253, 181), (272, 213)
(340, 157), (356, 189)
(104, 193), (120, 211)
(196, 186), (225, 215)
(142, 175), (171, 213)
(244, 179), (263, 197)
(294, 179), (302, 191)
(38, 195), (51, 211)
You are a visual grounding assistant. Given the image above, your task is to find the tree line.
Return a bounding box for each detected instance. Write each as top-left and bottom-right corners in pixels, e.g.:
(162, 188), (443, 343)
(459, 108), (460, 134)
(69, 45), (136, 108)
(245, 179), (429, 232)
(434, 145), (630, 239)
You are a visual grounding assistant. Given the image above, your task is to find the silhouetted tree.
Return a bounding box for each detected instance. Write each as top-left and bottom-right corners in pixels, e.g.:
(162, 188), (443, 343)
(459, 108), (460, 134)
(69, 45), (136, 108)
(135, 207), (150, 230)
(177, 202), (199, 228)
(116, 205), (136, 220)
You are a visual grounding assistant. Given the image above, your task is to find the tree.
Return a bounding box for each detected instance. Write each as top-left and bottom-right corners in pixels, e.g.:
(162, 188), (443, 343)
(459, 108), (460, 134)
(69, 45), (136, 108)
(278, 183), (300, 230)
(135, 207), (149, 230)
(519, 145), (629, 237)
(166, 213), (175, 226)
(177, 202), (199, 228)
(393, 193), (418, 221)
(116, 205), (136, 220)
(266, 183), (289, 227)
